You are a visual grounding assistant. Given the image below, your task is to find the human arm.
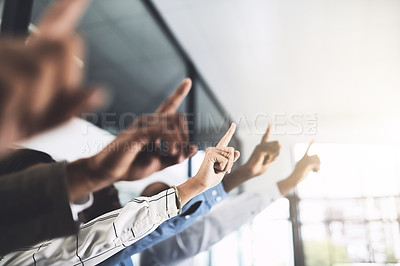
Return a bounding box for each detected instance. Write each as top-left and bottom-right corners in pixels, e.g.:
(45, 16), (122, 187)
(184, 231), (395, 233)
(98, 174), (229, 266)
(222, 128), (320, 196)
(1, 125), (240, 265)
(222, 124), (280, 193)
(0, 188), (181, 266)
(0, 0), (103, 152)
(277, 141), (320, 195)
(65, 79), (197, 202)
(139, 185), (282, 266)
(139, 141), (320, 265)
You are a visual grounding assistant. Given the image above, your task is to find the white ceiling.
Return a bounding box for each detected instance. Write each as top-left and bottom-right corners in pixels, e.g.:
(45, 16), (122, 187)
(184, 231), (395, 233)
(154, 0), (400, 146)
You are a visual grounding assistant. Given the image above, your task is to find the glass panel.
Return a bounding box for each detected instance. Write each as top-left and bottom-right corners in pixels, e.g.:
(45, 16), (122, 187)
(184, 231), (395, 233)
(295, 143), (400, 265)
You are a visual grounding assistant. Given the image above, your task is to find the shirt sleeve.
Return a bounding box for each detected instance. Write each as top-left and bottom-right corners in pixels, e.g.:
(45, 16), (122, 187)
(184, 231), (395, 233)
(140, 184), (282, 266)
(97, 182), (229, 266)
(0, 162), (78, 255)
(1, 188), (179, 266)
(69, 193), (94, 221)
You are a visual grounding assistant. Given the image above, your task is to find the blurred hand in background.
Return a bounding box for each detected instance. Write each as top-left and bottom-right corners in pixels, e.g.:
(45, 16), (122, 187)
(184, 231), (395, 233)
(0, 0), (104, 152)
(277, 140), (321, 195)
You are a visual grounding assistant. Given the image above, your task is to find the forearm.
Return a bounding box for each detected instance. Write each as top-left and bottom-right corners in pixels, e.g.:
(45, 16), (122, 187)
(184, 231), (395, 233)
(140, 187), (281, 266)
(177, 178), (206, 206)
(66, 134), (145, 202)
(2, 188), (179, 266)
(222, 165), (252, 193)
(277, 167), (308, 196)
(66, 158), (103, 202)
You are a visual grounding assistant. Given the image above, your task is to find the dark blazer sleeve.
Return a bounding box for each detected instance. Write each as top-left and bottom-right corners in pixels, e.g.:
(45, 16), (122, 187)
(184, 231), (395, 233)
(0, 162), (78, 255)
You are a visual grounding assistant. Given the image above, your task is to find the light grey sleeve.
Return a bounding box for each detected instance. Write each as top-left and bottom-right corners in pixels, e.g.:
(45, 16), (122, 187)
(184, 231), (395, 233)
(140, 184), (282, 266)
(2, 189), (179, 266)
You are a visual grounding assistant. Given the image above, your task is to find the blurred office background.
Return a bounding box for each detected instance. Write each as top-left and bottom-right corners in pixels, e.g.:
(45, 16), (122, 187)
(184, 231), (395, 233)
(2, 0), (400, 265)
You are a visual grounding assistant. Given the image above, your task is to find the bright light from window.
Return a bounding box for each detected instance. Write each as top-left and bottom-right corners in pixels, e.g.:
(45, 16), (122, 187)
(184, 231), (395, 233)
(294, 143), (400, 265)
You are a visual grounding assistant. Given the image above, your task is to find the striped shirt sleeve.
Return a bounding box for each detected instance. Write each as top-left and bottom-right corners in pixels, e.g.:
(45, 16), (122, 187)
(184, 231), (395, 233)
(1, 188), (179, 266)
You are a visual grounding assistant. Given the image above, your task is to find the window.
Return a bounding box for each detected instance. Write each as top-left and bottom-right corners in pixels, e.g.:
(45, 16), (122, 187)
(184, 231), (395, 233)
(196, 143), (400, 266)
(294, 143), (400, 265)
(193, 197), (293, 266)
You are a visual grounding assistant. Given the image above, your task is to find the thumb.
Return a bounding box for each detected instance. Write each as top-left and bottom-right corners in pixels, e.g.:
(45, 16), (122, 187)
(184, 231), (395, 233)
(233, 150), (240, 162)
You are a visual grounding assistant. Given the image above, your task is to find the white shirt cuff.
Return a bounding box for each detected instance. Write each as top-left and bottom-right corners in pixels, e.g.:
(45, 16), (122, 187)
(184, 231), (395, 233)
(69, 193), (94, 221)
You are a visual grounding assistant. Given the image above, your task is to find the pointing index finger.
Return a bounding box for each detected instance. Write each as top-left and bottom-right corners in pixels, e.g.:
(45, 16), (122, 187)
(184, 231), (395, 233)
(155, 78), (192, 114)
(36, 0), (92, 39)
(217, 123), (236, 148)
(305, 139), (315, 156)
(261, 124), (272, 143)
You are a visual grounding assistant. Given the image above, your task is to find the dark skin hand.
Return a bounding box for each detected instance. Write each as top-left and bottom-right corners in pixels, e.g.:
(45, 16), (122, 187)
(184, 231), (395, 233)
(67, 79), (198, 201)
(0, 0), (103, 152)
(125, 79), (198, 180)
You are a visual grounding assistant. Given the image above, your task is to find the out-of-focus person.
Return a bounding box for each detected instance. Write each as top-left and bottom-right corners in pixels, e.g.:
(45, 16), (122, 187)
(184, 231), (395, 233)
(1, 124), (240, 265)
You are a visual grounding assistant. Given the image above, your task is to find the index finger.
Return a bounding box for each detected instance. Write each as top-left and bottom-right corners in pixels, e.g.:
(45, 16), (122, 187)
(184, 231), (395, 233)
(155, 78), (192, 114)
(217, 123), (236, 148)
(36, 0), (92, 39)
(261, 124), (271, 143)
(304, 139), (315, 155)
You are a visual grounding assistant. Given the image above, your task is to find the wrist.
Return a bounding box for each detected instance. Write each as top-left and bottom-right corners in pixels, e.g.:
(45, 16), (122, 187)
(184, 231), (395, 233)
(277, 177), (296, 196)
(89, 131), (147, 180)
(291, 165), (309, 182)
(66, 158), (101, 202)
(277, 178), (289, 196)
(238, 163), (256, 179)
(277, 169), (307, 196)
(177, 178), (204, 206)
(221, 165), (254, 193)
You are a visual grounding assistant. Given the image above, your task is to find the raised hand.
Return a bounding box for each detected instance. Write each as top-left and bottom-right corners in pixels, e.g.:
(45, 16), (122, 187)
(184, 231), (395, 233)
(81, 79), (197, 183)
(171, 123), (239, 206)
(0, 0), (103, 151)
(295, 140), (321, 174)
(34, 0), (92, 40)
(277, 140), (321, 195)
(242, 124), (281, 178)
(67, 112), (195, 201)
(192, 123), (240, 191)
